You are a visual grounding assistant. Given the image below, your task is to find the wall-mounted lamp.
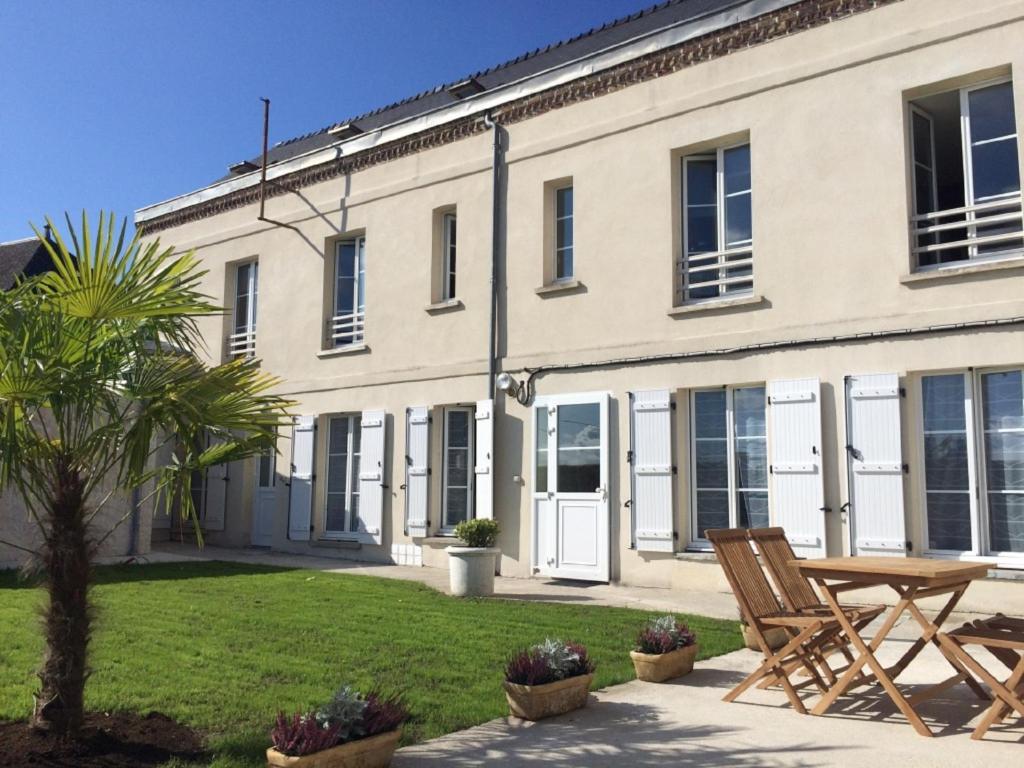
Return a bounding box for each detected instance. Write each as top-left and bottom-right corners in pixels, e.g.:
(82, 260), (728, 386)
(495, 371), (531, 406)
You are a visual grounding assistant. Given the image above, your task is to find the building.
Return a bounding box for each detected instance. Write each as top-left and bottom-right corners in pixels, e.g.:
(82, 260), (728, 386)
(135, 0), (1024, 589)
(0, 234), (155, 570)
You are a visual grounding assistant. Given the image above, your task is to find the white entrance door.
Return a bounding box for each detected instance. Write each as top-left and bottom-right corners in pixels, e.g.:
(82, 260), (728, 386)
(532, 392), (610, 582)
(251, 446), (276, 547)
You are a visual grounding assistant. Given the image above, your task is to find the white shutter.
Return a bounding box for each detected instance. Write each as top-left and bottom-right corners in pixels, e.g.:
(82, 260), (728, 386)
(204, 456), (228, 532)
(630, 390), (675, 552)
(358, 410), (386, 545)
(405, 407), (430, 538)
(474, 399), (494, 520)
(846, 374), (907, 556)
(768, 378), (827, 558)
(288, 415), (316, 541)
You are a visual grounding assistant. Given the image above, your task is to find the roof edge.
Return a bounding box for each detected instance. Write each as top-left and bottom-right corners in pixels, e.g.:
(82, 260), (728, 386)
(135, 0), (800, 225)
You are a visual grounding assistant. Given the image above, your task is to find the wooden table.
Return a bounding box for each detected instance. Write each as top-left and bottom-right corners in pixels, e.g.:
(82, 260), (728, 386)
(791, 557), (991, 736)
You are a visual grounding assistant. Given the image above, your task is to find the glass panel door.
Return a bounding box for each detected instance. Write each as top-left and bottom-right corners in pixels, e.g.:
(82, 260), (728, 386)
(921, 374), (975, 552)
(556, 403), (601, 493)
(980, 370), (1024, 554)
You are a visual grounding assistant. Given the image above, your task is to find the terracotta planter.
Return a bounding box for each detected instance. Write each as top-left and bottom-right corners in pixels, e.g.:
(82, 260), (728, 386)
(266, 729), (401, 768)
(503, 673), (593, 720)
(630, 643), (699, 682)
(742, 624), (788, 651)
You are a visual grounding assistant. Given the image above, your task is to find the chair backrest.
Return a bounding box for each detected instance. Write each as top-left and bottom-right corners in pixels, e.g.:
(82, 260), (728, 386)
(748, 527), (821, 611)
(706, 528), (784, 625)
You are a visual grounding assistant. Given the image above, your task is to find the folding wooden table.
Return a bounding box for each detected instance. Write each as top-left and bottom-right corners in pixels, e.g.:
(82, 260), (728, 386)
(791, 557), (991, 737)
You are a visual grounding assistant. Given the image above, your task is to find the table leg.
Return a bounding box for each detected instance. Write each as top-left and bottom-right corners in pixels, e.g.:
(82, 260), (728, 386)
(812, 583), (935, 737)
(810, 580), (911, 712)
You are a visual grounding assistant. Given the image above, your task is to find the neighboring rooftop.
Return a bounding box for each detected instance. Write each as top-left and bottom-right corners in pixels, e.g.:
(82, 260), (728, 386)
(221, 0), (756, 181)
(0, 236), (55, 290)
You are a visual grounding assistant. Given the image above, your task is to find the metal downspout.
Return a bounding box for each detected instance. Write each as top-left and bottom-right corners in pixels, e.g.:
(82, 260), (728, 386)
(484, 112), (501, 398)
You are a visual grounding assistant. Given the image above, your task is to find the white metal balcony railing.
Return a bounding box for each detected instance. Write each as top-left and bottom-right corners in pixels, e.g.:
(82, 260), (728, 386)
(329, 311), (366, 346)
(911, 195), (1024, 265)
(226, 329), (256, 359)
(677, 246), (753, 301)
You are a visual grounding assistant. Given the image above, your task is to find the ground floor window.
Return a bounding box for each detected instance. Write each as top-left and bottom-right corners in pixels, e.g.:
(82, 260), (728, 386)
(190, 468), (207, 519)
(442, 406), (474, 530)
(922, 368), (1024, 556)
(691, 385), (768, 541)
(325, 415), (362, 535)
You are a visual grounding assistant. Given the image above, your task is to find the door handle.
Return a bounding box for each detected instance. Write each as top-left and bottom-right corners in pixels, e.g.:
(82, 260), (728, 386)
(595, 486), (607, 500)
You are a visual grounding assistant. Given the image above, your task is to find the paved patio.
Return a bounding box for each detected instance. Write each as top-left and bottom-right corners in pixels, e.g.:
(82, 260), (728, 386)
(145, 543), (1022, 764)
(392, 634), (1021, 767)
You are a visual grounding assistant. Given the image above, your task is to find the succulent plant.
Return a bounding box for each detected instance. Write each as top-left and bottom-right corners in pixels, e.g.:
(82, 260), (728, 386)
(316, 685), (369, 742)
(634, 615), (697, 654)
(505, 639), (595, 685)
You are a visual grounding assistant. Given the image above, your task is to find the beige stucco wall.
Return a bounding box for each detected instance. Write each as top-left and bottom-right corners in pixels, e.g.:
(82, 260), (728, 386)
(140, 0), (1024, 586)
(0, 485), (151, 572)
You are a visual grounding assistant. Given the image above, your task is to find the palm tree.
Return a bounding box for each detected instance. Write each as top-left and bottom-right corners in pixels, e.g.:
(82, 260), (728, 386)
(0, 213), (292, 738)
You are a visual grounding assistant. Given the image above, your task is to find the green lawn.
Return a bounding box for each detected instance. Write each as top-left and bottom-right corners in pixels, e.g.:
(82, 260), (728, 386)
(0, 562), (742, 767)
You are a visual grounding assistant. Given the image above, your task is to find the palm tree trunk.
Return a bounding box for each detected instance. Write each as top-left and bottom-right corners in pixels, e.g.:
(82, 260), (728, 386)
(32, 459), (91, 738)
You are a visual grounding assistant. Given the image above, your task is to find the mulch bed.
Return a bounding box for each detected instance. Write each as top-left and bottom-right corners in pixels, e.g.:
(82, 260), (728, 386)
(0, 711), (207, 767)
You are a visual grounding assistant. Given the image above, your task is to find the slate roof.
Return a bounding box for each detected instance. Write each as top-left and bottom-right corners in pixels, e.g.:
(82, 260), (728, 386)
(222, 0), (744, 180)
(0, 237), (56, 290)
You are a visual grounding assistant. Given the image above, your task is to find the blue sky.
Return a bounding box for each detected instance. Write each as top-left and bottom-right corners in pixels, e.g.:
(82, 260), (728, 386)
(0, 0), (653, 242)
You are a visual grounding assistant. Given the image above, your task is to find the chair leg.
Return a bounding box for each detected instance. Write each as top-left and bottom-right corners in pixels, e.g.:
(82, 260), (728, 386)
(971, 656), (1024, 741)
(940, 636), (1024, 741)
(724, 622), (822, 714)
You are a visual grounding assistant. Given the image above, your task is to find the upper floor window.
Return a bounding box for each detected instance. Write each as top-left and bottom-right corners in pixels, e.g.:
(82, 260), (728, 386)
(690, 384), (767, 543)
(909, 78), (1022, 269)
(330, 236), (365, 347)
(442, 213), (457, 300)
(228, 261), (258, 359)
(555, 185), (574, 281)
(680, 143), (752, 303)
(921, 369), (1023, 560)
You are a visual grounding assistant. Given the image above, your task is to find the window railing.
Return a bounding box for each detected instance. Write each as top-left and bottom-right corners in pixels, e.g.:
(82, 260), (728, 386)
(226, 329), (256, 359)
(911, 194), (1023, 266)
(677, 246), (753, 302)
(329, 311), (365, 346)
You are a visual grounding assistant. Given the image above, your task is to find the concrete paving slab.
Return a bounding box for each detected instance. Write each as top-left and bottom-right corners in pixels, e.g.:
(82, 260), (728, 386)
(392, 641), (1022, 767)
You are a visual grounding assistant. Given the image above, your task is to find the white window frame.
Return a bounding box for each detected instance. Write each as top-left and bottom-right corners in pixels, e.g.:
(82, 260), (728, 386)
(441, 406), (475, 532)
(918, 367), (1024, 567)
(688, 384), (768, 547)
(442, 213), (457, 301)
(680, 142), (753, 305)
(554, 184), (574, 282)
(324, 414), (362, 537)
(228, 260), (258, 359)
(910, 76), (1022, 271)
(909, 104), (939, 219)
(330, 236), (366, 347)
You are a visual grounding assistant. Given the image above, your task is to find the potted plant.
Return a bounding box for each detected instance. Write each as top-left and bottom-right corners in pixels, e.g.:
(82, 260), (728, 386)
(739, 611), (788, 651)
(267, 686), (408, 768)
(630, 615), (699, 682)
(447, 518), (500, 597)
(503, 638), (595, 721)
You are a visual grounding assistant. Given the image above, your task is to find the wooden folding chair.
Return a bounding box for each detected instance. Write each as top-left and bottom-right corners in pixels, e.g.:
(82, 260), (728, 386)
(707, 528), (840, 714)
(944, 613), (1024, 740)
(748, 527), (885, 669)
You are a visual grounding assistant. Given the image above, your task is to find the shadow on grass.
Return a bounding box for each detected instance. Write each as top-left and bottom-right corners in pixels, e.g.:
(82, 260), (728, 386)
(0, 561), (297, 590)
